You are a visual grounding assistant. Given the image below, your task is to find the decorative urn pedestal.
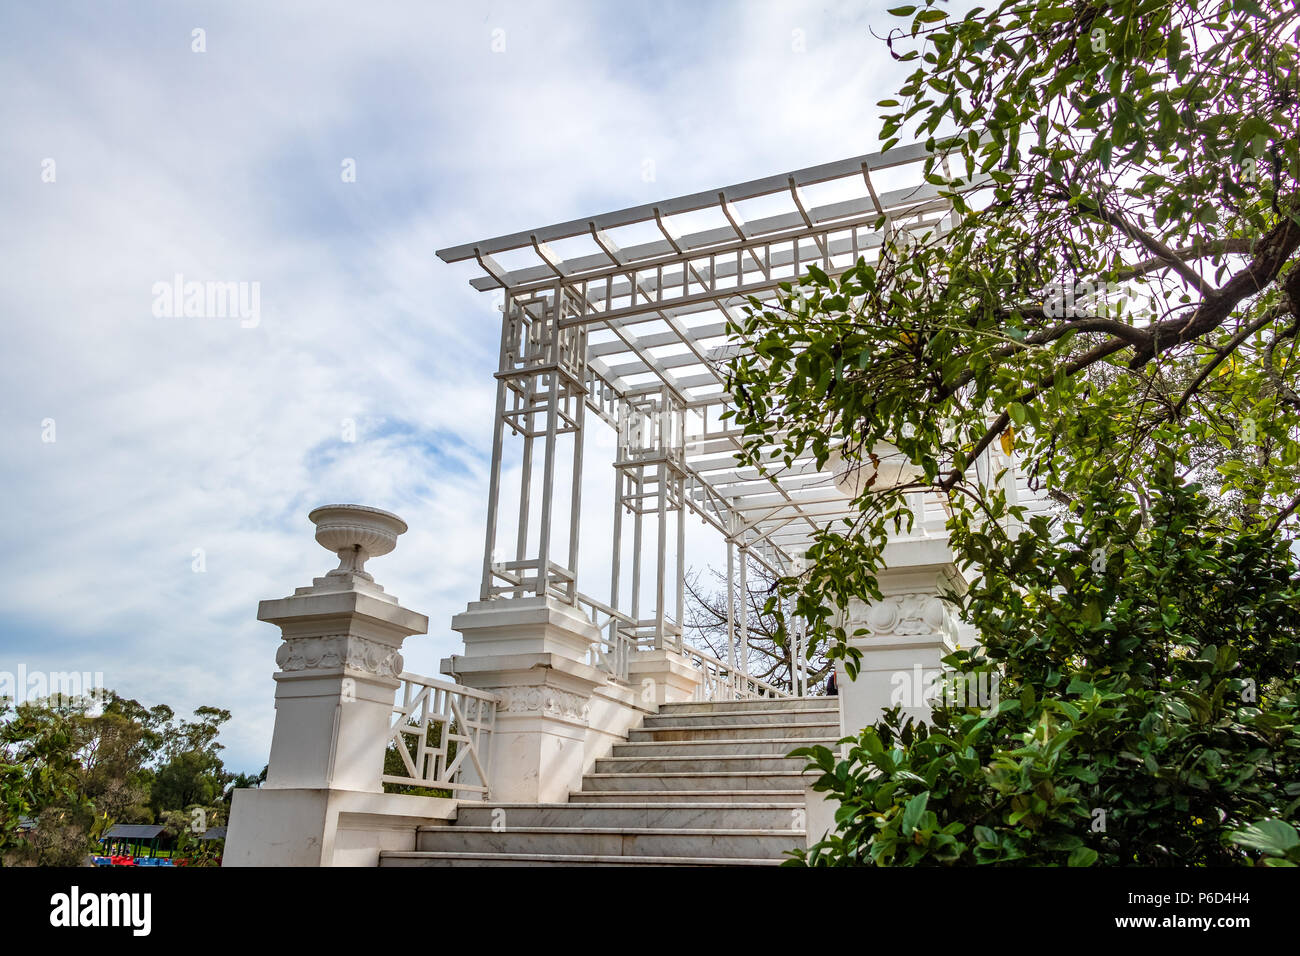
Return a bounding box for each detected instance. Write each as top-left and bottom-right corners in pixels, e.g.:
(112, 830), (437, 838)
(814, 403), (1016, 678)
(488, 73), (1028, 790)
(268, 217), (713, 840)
(224, 504), (444, 867)
(307, 503), (408, 585)
(826, 440), (924, 496)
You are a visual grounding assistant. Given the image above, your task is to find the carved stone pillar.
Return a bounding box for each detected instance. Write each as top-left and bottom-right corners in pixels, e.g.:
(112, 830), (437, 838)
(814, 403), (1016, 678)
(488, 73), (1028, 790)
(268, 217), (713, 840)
(226, 505), (439, 867)
(444, 596), (607, 803)
(836, 538), (966, 742)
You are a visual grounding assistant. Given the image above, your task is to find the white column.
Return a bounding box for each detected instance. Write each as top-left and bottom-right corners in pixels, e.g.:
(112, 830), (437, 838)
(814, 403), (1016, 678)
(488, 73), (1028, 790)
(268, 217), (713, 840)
(726, 540), (736, 674)
(738, 550), (749, 684)
(835, 538), (967, 742)
(226, 505), (446, 867)
(446, 597), (617, 803)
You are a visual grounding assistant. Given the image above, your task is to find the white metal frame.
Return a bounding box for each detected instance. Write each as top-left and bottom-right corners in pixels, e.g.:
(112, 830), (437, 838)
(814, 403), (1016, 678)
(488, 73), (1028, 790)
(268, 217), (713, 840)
(439, 141), (962, 689)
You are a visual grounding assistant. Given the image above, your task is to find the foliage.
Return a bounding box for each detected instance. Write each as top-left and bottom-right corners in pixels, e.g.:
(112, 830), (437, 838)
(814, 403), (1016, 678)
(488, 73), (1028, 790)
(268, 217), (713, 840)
(151, 750), (229, 821)
(725, 0), (1300, 671)
(225, 765), (266, 800)
(790, 467), (1300, 866)
(382, 724), (452, 798)
(720, 0), (1300, 868)
(170, 827), (224, 868)
(0, 691), (245, 866)
(1229, 819), (1300, 865)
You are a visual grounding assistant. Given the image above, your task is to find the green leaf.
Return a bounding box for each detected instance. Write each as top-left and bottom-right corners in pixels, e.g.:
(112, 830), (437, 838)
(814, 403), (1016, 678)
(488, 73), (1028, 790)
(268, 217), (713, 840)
(1068, 847), (1098, 867)
(901, 791), (930, 835)
(1038, 6), (1076, 23)
(1079, 600), (1102, 627)
(1230, 820), (1300, 858)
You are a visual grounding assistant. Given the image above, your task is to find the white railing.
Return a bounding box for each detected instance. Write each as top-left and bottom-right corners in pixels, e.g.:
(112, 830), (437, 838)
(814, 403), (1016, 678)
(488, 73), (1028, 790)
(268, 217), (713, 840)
(383, 672), (497, 799)
(577, 592), (635, 681)
(681, 644), (790, 701)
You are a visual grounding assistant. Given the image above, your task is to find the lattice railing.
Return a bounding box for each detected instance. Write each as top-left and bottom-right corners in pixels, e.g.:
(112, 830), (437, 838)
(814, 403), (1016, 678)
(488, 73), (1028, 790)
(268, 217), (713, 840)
(681, 644), (789, 701)
(383, 672), (497, 798)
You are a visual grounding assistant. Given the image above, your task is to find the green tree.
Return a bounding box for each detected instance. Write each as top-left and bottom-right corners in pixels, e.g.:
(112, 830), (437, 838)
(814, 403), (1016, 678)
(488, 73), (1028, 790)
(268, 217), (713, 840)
(1, 693), (241, 865)
(148, 706), (233, 823)
(728, 0), (1300, 668)
(225, 765), (266, 800)
(0, 695), (91, 864)
(150, 750), (229, 820)
(724, 0), (1300, 864)
(79, 699), (160, 824)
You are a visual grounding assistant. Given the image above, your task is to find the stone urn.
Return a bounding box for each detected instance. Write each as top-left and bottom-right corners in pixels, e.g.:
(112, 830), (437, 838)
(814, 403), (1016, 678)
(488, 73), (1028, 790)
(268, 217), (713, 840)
(307, 504), (408, 583)
(827, 441), (923, 496)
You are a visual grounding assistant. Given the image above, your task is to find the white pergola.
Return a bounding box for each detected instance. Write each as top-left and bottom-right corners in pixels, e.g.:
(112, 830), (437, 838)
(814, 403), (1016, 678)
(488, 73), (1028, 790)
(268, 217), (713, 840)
(437, 141), (963, 689)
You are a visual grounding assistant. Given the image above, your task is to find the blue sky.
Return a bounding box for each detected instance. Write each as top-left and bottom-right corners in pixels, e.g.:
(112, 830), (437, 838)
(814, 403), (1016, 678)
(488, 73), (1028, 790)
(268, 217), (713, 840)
(0, 0), (911, 772)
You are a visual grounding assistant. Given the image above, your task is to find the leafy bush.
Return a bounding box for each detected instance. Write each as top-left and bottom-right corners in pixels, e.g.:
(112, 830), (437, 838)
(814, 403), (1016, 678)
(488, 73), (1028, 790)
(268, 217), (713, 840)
(792, 465), (1300, 866)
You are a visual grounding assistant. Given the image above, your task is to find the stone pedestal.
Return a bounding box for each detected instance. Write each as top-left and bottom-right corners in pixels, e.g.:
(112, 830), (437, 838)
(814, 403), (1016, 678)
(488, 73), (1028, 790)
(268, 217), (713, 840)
(626, 647), (705, 707)
(444, 596), (610, 803)
(225, 504), (449, 867)
(836, 537), (966, 742)
(258, 577), (427, 792)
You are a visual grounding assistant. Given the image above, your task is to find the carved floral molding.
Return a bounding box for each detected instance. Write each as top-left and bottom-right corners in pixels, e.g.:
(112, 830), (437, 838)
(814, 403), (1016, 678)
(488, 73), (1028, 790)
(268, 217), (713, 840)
(488, 684), (591, 724)
(856, 592), (957, 640)
(275, 634), (404, 678)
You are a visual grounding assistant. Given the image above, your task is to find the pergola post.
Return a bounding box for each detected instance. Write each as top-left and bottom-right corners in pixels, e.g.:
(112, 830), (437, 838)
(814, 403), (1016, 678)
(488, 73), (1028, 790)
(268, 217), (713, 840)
(481, 289), (588, 606)
(726, 539), (736, 675)
(738, 547), (749, 686)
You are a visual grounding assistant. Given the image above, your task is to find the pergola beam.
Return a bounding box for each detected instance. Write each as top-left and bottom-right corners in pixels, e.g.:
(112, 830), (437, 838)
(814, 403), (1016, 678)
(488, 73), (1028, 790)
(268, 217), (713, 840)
(462, 186), (949, 294)
(438, 141), (933, 265)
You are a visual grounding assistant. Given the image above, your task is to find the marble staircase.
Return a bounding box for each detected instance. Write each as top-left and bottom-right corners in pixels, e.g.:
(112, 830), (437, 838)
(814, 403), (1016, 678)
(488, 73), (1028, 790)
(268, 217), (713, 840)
(379, 695), (840, 867)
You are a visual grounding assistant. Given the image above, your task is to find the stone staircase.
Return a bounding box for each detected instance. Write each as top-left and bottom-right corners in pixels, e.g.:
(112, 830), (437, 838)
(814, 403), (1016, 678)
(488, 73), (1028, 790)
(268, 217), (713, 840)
(380, 696), (840, 866)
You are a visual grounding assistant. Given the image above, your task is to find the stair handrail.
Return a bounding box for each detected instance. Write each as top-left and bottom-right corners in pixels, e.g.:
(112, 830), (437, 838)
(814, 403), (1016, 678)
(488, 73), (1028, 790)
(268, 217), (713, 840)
(679, 643), (790, 700)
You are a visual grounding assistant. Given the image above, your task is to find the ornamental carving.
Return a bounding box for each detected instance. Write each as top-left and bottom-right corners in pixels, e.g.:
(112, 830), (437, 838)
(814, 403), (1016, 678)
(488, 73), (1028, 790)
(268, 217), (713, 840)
(858, 593), (956, 639)
(489, 685), (590, 723)
(275, 634), (404, 678)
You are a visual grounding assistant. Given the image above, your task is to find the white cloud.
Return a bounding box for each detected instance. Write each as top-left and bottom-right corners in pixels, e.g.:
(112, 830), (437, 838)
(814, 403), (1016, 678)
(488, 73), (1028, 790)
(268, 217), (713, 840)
(0, 0), (906, 770)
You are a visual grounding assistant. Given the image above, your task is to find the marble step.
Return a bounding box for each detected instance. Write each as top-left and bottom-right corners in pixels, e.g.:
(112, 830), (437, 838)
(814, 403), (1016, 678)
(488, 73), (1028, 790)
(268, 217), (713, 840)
(453, 802), (803, 829)
(569, 788), (805, 804)
(644, 708), (838, 728)
(611, 736), (836, 757)
(630, 721), (839, 742)
(414, 826), (802, 858)
(380, 851), (782, 867)
(594, 753), (810, 774)
(583, 770), (812, 792)
(658, 697), (837, 715)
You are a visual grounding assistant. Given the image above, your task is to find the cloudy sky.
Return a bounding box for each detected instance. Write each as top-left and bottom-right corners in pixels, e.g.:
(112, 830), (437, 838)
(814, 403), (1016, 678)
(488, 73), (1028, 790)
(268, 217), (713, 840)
(0, 0), (913, 772)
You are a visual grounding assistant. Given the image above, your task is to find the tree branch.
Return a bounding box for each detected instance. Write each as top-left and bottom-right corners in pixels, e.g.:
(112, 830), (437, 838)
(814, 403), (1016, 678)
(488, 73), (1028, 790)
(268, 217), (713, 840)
(1117, 238), (1256, 282)
(1090, 203), (1212, 296)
